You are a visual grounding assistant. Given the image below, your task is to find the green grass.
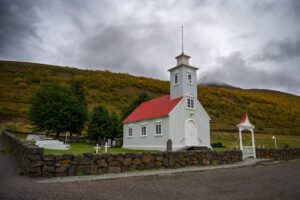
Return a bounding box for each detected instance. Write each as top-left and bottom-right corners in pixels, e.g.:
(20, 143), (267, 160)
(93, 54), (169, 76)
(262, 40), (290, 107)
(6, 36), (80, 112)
(212, 147), (232, 151)
(44, 143), (160, 154)
(6, 128), (300, 154)
(211, 132), (300, 149)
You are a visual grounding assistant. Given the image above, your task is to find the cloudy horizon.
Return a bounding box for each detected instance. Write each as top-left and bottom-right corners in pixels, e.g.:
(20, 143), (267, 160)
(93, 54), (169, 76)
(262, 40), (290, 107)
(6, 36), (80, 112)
(1, 0), (300, 95)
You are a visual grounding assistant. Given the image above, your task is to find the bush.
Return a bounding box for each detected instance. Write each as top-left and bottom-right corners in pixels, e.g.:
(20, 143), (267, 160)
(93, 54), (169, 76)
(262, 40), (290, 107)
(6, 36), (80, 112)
(18, 82), (28, 88)
(211, 142), (225, 148)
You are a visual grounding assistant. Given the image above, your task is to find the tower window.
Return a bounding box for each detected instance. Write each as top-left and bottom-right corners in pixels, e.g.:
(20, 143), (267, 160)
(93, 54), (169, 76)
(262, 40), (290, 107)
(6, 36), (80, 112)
(187, 98), (195, 109)
(187, 73), (192, 84)
(174, 74), (179, 85)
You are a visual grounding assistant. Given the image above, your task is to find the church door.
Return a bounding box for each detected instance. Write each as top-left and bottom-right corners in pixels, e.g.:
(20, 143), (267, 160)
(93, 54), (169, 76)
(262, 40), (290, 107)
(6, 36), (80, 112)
(185, 119), (198, 146)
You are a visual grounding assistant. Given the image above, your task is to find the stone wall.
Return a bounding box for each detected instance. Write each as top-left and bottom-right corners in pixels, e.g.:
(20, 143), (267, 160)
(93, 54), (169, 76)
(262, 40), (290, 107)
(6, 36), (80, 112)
(2, 129), (242, 178)
(2, 129), (44, 177)
(256, 148), (300, 160)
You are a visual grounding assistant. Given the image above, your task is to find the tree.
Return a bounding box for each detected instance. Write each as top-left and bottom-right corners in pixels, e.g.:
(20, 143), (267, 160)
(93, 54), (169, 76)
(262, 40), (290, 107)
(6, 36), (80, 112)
(70, 81), (88, 136)
(87, 105), (111, 141)
(71, 81), (87, 107)
(109, 111), (122, 139)
(120, 91), (152, 121)
(29, 83), (88, 138)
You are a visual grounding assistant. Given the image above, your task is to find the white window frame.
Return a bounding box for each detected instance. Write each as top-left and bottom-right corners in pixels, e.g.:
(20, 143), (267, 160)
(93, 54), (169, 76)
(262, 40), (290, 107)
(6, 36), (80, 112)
(141, 125), (147, 137)
(173, 71), (179, 86)
(128, 127), (133, 138)
(187, 98), (195, 109)
(154, 122), (163, 136)
(187, 73), (192, 85)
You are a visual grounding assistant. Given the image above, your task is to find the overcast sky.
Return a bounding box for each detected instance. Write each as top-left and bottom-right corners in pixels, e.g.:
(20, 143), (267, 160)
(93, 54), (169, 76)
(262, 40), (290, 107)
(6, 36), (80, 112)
(1, 0), (300, 95)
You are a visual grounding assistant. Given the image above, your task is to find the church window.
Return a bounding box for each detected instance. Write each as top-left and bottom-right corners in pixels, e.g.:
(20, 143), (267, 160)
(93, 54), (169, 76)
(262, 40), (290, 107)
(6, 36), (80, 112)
(174, 73), (179, 85)
(141, 125), (147, 136)
(187, 98), (195, 109)
(187, 73), (192, 84)
(128, 127), (133, 137)
(155, 123), (162, 135)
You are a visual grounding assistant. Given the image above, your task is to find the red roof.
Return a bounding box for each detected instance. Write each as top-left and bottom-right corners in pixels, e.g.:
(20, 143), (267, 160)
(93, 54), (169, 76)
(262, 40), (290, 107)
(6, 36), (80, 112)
(122, 95), (182, 123)
(240, 113), (247, 124)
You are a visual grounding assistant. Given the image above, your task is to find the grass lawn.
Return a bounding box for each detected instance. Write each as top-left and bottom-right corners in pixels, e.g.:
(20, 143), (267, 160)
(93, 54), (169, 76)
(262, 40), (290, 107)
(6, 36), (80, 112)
(211, 132), (300, 149)
(5, 128), (300, 154)
(44, 143), (160, 154)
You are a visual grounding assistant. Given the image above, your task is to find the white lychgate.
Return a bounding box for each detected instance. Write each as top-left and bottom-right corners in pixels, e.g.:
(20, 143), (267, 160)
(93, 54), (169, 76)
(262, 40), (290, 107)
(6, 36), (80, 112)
(237, 114), (256, 158)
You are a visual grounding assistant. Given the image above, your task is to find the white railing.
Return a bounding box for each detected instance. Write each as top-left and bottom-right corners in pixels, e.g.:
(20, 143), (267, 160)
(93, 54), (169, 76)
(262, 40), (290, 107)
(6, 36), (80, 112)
(243, 146), (255, 158)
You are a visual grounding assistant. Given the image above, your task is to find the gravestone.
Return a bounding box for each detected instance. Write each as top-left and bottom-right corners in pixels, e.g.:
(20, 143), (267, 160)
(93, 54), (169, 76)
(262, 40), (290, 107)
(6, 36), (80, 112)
(166, 139), (172, 152)
(36, 140), (70, 150)
(107, 139), (112, 146)
(26, 134), (46, 141)
(112, 140), (116, 147)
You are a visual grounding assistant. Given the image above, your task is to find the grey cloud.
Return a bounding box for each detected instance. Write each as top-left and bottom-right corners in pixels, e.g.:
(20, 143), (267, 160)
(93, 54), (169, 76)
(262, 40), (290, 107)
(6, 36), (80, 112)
(200, 52), (300, 95)
(250, 1), (276, 14)
(0, 0), (41, 60)
(288, 0), (300, 18)
(74, 23), (173, 76)
(254, 38), (300, 62)
(0, 0), (300, 95)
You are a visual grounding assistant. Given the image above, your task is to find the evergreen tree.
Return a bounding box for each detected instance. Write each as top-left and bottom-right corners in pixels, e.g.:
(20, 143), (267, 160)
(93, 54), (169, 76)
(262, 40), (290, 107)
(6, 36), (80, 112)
(29, 83), (88, 139)
(87, 105), (111, 140)
(71, 81), (87, 107)
(109, 111), (122, 139)
(70, 81), (88, 136)
(120, 91), (152, 121)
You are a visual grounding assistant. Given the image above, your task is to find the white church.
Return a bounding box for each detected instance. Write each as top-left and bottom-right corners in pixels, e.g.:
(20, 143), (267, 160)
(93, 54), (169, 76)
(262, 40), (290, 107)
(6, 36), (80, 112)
(122, 52), (211, 151)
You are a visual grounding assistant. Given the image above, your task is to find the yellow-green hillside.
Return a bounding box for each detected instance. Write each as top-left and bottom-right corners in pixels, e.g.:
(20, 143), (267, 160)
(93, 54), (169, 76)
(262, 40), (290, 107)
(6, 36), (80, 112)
(0, 61), (299, 135)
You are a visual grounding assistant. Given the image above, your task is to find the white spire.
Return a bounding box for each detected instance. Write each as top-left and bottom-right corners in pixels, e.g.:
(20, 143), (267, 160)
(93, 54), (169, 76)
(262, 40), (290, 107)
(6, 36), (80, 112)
(181, 25), (184, 54)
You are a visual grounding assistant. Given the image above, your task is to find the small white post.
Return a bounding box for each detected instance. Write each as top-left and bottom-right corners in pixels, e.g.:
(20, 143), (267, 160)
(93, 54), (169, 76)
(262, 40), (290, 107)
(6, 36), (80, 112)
(251, 129), (256, 158)
(239, 128), (243, 153)
(65, 131), (69, 144)
(104, 142), (110, 153)
(272, 136), (277, 149)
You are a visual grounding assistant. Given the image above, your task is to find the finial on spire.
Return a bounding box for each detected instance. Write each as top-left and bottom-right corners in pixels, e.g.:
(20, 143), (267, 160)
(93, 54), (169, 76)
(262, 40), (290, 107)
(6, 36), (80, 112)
(181, 26), (184, 54)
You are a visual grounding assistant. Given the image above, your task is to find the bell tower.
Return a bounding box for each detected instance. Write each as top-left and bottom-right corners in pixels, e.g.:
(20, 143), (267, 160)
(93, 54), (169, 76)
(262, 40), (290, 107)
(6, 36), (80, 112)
(168, 53), (198, 100)
(168, 26), (198, 100)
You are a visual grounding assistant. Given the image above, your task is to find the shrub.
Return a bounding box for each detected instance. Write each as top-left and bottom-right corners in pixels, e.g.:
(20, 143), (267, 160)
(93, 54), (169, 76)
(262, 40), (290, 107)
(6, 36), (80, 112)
(211, 142), (225, 148)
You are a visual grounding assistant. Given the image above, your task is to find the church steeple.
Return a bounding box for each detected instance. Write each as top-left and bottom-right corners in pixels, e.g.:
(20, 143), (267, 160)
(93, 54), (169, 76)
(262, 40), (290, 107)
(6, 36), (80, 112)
(168, 26), (198, 100)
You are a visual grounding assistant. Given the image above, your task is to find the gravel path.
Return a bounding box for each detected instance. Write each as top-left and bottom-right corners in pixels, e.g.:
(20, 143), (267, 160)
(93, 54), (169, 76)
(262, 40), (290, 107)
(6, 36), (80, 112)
(1, 136), (300, 200)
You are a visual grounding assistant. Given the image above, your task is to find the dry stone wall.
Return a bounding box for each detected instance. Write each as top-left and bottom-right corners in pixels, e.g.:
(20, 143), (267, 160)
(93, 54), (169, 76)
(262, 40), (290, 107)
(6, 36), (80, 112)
(256, 148), (300, 160)
(10, 129), (300, 178)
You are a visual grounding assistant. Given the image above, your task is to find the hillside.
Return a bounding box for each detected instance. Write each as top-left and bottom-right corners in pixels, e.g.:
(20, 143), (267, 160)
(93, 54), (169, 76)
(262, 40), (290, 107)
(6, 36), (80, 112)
(0, 61), (299, 135)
